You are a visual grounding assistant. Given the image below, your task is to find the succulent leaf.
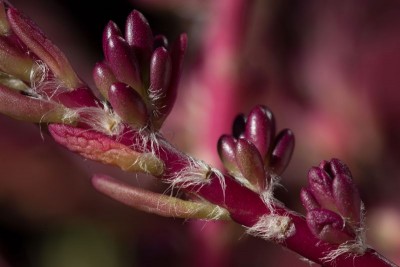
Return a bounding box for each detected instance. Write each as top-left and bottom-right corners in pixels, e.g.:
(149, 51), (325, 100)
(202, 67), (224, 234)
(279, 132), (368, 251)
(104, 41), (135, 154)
(103, 34), (142, 93)
(49, 124), (164, 176)
(332, 173), (361, 226)
(108, 82), (149, 127)
(217, 135), (240, 176)
(269, 129), (294, 175)
(244, 105), (275, 159)
(93, 61), (117, 99)
(235, 138), (267, 192)
(92, 174), (230, 220)
(307, 208), (355, 244)
(7, 7), (81, 88)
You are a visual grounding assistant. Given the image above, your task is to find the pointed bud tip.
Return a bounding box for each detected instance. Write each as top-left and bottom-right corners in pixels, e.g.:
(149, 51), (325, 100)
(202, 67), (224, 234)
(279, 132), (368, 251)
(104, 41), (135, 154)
(103, 34), (142, 91)
(153, 34), (168, 49)
(125, 9), (153, 54)
(178, 33), (188, 50)
(245, 105), (276, 159)
(330, 158), (352, 177)
(104, 20), (122, 38)
(300, 187), (320, 211)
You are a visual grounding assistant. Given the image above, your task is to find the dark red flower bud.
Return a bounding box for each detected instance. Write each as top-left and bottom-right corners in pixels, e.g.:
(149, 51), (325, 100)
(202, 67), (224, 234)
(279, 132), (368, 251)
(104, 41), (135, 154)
(108, 82), (148, 127)
(332, 173), (361, 226)
(153, 33), (187, 128)
(93, 61), (117, 99)
(217, 135), (240, 176)
(308, 167), (336, 211)
(300, 187), (320, 211)
(307, 208), (355, 244)
(149, 47), (171, 121)
(244, 105), (275, 159)
(269, 129), (294, 175)
(125, 10), (153, 65)
(235, 138), (267, 192)
(103, 34), (142, 93)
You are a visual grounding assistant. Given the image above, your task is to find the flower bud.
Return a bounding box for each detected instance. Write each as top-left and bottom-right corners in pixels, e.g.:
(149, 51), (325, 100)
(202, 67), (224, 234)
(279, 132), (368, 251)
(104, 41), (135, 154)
(332, 173), (361, 226)
(125, 10), (153, 65)
(329, 158), (352, 177)
(102, 20), (123, 57)
(0, 84), (74, 123)
(300, 187), (320, 211)
(235, 138), (267, 192)
(244, 105), (275, 159)
(303, 159), (364, 239)
(307, 209), (355, 244)
(0, 36), (34, 82)
(217, 135), (240, 176)
(108, 82), (148, 127)
(149, 47), (171, 120)
(153, 33), (187, 128)
(93, 61), (117, 99)
(103, 34), (142, 93)
(269, 129), (294, 175)
(308, 167), (336, 211)
(7, 7), (81, 89)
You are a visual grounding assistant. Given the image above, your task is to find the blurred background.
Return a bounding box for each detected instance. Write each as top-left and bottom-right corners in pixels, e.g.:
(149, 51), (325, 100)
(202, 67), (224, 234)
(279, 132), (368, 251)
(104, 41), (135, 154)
(1, 0), (400, 266)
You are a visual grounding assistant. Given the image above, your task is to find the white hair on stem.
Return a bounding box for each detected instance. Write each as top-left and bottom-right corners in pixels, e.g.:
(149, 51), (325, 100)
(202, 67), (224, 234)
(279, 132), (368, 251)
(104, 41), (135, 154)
(154, 195), (229, 221)
(205, 205), (229, 220)
(136, 126), (162, 155)
(165, 155), (227, 201)
(260, 172), (285, 212)
(321, 239), (367, 264)
(321, 202), (367, 263)
(246, 214), (296, 242)
(126, 152), (164, 175)
(72, 102), (123, 136)
(166, 157), (212, 194)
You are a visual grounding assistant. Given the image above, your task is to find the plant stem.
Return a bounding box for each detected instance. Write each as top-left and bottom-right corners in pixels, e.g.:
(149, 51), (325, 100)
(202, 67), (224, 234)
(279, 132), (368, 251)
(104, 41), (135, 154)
(108, 129), (396, 267)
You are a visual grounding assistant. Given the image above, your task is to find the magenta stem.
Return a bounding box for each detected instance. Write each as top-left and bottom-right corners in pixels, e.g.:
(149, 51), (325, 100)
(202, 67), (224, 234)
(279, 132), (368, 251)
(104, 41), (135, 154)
(114, 130), (396, 267)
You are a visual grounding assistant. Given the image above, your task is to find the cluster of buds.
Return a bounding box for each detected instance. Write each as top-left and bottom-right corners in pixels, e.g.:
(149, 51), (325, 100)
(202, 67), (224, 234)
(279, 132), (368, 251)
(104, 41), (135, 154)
(93, 11), (187, 130)
(0, 2), (229, 221)
(301, 159), (365, 247)
(0, 2), (86, 123)
(217, 105), (294, 196)
(0, 1), (187, 177)
(0, 0), (186, 135)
